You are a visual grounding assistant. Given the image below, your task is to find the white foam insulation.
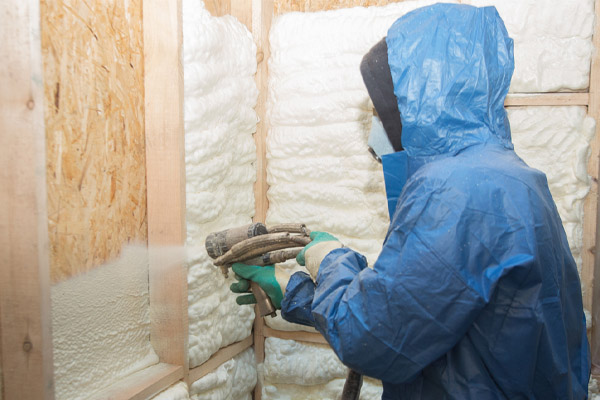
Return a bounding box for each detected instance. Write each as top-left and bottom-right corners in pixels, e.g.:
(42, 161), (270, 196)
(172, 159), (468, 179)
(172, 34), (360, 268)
(182, 1), (258, 397)
(265, 0), (596, 397)
(463, 0), (595, 92)
(148, 350), (259, 400)
(51, 246), (159, 399)
(189, 348), (257, 399)
(151, 382), (190, 400)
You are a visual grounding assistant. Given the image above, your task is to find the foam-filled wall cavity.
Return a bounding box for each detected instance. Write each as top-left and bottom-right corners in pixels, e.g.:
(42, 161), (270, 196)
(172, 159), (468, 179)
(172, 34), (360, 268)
(183, 0), (259, 368)
(150, 382), (190, 400)
(190, 348), (257, 399)
(463, 0), (595, 92)
(509, 106), (595, 284)
(51, 246), (159, 399)
(261, 338), (383, 399)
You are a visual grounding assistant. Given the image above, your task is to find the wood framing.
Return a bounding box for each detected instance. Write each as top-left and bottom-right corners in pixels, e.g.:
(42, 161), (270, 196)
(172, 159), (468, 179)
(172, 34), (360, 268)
(504, 93), (589, 107)
(143, 0), (189, 379)
(263, 327), (328, 345)
(0, 0), (54, 398)
(589, 0), (600, 374)
(188, 336), (254, 383)
(253, 0), (274, 225)
(88, 364), (183, 400)
(250, 2), (274, 398)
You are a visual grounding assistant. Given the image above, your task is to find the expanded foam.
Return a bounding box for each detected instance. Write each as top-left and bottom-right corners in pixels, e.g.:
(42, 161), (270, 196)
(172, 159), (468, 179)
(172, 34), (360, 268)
(463, 0), (595, 92)
(190, 348), (257, 400)
(265, 1), (596, 397)
(51, 246), (159, 399)
(509, 106), (595, 292)
(151, 382), (190, 400)
(261, 338), (383, 399)
(183, 0), (258, 368)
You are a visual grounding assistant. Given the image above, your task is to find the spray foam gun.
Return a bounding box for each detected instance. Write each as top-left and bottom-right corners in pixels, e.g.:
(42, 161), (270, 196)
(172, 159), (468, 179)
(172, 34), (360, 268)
(205, 222), (311, 318)
(205, 222), (363, 399)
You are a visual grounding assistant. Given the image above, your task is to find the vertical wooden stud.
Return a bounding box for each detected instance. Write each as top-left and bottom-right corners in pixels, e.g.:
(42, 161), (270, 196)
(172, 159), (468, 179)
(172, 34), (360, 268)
(252, 1), (274, 399)
(0, 1), (54, 398)
(143, 0), (189, 381)
(589, 0), (600, 374)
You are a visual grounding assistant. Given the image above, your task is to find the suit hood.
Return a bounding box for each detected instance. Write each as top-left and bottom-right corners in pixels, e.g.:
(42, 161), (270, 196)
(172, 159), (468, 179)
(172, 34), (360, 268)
(386, 4), (514, 157)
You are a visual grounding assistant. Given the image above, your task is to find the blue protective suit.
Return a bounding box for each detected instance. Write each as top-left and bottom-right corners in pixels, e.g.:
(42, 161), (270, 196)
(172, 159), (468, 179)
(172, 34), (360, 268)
(280, 4), (590, 399)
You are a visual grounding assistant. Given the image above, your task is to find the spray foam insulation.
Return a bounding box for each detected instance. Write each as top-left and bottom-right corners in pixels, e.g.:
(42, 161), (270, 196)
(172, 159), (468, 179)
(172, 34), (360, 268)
(264, 0), (595, 398)
(41, 0), (147, 283)
(182, 1), (258, 395)
(51, 246), (159, 399)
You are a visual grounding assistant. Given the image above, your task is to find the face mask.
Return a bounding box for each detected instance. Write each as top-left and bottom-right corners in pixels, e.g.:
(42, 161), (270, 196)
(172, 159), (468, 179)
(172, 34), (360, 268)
(368, 115), (395, 163)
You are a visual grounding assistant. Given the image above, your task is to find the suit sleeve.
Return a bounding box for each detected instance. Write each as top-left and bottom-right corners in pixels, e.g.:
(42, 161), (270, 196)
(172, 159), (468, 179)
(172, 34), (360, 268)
(309, 186), (494, 383)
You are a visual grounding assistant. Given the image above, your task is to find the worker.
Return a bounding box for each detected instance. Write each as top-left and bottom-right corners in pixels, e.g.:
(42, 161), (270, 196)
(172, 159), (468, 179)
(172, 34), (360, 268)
(230, 3), (590, 398)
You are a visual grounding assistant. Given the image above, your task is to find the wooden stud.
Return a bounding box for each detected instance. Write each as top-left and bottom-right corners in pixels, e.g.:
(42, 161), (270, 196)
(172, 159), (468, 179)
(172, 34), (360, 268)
(205, 0), (231, 17)
(263, 327), (329, 345)
(88, 363), (183, 400)
(588, 0), (600, 375)
(253, 0), (273, 225)
(0, 1), (54, 398)
(251, 2), (274, 399)
(231, 0), (253, 32)
(143, 0), (189, 380)
(504, 93), (589, 107)
(188, 336), (254, 383)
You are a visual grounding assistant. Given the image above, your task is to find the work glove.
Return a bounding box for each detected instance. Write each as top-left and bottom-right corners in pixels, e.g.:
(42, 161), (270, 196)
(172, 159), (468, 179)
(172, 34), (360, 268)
(296, 231), (343, 281)
(229, 263), (291, 309)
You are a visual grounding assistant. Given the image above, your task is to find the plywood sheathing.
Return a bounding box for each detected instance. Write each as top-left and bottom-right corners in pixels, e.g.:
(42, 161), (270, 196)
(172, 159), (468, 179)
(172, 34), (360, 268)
(274, 0), (408, 14)
(41, 0), (147, 283)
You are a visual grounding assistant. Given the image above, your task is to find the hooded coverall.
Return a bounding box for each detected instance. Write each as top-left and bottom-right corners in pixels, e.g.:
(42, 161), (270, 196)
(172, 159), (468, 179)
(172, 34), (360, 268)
(280, 4), (591, 399)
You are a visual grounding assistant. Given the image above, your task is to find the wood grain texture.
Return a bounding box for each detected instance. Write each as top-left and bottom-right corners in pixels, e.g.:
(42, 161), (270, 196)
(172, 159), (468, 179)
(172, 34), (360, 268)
(0, 0), (54, 398)
(88, 363), (183, 400)
(274, 0), (408, 14)
(588, 0), (600, 373)
(251, 2), (273, 398)
(188, 336), (253, 383)
(263, 327), (329, 345)
(253, 0), (273, 225)
(41, 0), (147, 283)
(504, 93), (590, 107)
(143, 0), (189, 377)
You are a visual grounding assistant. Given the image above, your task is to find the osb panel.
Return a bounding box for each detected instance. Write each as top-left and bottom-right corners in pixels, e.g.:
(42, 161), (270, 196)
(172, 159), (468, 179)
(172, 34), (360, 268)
(41, 0), (147, 283)
(274, 0), (408, 14)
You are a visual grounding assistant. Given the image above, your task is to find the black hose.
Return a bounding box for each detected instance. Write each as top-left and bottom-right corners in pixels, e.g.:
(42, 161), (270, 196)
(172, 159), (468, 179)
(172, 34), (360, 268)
(341, 369), (363, 400)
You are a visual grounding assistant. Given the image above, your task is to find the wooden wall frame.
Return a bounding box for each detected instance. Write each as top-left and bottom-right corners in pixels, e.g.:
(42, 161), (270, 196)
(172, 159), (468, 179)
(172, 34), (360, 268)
(2, 1), (600, 399)
(0, 1), (55, 399)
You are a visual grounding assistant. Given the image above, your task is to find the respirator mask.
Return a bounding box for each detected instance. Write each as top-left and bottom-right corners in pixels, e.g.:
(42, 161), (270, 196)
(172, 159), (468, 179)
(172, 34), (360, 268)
(360, 37), (403, 162)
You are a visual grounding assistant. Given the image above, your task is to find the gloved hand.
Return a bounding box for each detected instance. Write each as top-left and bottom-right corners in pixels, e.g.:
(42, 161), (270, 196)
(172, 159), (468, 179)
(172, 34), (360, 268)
(296, 231), (343, 281)
(229, 263), (291, 309)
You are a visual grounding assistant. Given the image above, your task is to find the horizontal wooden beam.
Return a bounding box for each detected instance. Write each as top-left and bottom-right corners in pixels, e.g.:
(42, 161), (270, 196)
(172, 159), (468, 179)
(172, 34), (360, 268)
(188, 336), (254, 383)
(263, 326), (328, 345)
(88, 363), (183, 400)
(504, 93), (589, 107)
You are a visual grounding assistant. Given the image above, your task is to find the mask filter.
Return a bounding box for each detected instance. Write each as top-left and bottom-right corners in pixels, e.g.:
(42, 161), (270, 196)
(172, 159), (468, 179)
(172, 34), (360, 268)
(368, 115), (395, 162)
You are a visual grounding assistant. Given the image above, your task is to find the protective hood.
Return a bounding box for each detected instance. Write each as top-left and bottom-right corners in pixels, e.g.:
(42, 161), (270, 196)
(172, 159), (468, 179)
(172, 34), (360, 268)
(382, 4), (514, 215)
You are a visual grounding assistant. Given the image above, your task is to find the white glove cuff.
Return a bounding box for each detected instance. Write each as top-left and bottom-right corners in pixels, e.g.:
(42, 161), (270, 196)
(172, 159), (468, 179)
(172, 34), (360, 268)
(274, 266), (292, 295)
(305, 241), (343, 281)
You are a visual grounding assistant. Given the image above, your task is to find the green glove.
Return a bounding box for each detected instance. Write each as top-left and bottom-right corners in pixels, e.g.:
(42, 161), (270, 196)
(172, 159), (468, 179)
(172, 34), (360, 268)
(230, 263), (290, 309)
(296, 231), (342, 280)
